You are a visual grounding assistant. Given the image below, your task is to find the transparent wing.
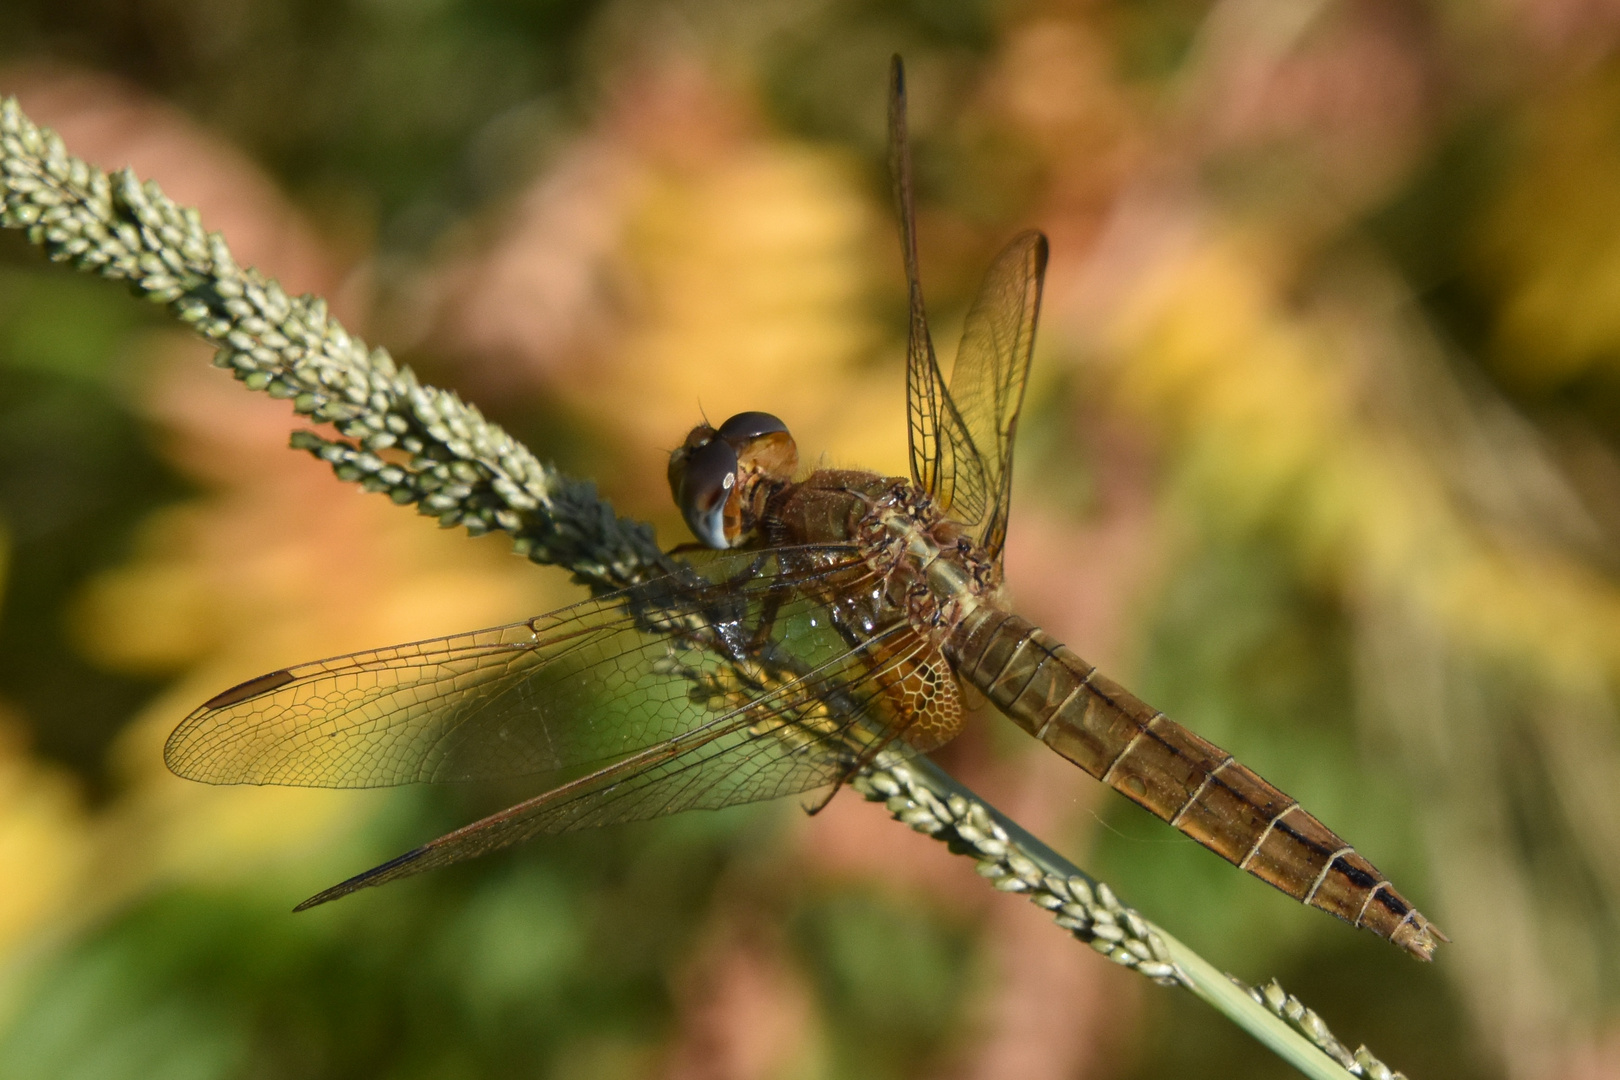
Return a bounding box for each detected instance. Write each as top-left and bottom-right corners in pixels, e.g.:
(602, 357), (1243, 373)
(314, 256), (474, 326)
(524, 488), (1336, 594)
(889, 55), (990, 525)
(294, 621), (943, 909)
(948, 230), (1048, 558)
(165, 546), (876, 789)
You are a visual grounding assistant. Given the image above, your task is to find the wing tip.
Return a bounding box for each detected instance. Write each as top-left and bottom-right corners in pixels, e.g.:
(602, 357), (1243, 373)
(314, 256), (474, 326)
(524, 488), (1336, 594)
(293, 845), (432, 912)
(200, 669), (297, 711)
(164, 668), (298, 783)
(163, 713), (219, 782)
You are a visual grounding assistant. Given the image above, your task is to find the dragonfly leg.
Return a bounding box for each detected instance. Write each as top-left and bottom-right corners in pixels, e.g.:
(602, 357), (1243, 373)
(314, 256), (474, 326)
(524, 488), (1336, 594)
(802, 782), (844, 816)
(800, 715), (913, 817)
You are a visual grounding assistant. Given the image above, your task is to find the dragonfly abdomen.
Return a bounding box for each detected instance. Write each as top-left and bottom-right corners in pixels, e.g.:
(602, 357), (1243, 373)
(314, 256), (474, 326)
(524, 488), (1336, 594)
(944, 606), (1446, 960)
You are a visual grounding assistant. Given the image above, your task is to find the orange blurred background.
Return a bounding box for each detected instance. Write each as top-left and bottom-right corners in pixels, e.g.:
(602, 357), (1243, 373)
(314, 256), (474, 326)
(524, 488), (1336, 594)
(3, 2), (1620, 1077)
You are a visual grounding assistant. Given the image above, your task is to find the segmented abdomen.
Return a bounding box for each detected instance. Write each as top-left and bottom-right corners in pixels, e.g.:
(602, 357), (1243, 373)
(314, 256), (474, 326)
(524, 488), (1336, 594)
(944, 606), (1446, 960)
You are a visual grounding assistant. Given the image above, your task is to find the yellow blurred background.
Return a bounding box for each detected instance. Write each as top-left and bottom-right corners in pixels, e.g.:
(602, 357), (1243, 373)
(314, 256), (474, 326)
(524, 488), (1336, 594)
(2, 1), (1618, 1077)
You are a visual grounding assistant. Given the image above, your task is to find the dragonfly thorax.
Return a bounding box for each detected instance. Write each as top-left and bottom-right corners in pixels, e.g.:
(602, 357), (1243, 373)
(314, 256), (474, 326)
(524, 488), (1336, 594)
(758, 468), (1002, 647)
(864, 480), (1003, 636)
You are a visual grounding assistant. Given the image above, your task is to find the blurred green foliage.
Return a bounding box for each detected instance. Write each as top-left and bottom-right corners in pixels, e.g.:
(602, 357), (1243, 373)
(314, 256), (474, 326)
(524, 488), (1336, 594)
(792, 890), (975, 1080)
(7, 0), (602, 226)
(0, 241), (188, 791)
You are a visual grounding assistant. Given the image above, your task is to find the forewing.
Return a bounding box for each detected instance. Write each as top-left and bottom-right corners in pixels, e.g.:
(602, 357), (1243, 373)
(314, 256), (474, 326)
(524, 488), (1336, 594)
(295, 621), (936, 908)
(165, 547), (872, 788)
(888, 56), (989, 524)
(947, 230), (1049, 557)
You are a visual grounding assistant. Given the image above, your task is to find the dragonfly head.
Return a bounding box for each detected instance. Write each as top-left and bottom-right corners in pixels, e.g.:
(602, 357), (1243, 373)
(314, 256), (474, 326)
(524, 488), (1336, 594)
(669, 411), (798, 548)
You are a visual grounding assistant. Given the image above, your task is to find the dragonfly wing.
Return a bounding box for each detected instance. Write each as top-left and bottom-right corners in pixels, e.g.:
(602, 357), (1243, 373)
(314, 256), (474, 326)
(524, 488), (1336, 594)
(295, 620), (937, 908)
(166, 546), (874, 788)
(947, 230), (1049, 558)
(888, 56), (990, 525)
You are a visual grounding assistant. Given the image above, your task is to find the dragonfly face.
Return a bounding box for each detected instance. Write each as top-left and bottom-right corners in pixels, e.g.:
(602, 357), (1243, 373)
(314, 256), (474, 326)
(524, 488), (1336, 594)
(669, 411), (798, 549)
(165, 58), (1446, 961)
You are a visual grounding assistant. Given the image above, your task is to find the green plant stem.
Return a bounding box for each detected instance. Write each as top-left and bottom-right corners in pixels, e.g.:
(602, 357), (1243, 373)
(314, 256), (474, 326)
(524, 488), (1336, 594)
(886, 758), (1402, 1079)
(1, 94), (1405, 1080)
(894, 761), (1399, 1080)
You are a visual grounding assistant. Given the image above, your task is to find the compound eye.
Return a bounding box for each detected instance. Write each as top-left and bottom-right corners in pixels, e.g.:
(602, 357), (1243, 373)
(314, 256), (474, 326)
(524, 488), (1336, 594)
(717, 411), (789, 443)
(673, 437), (739, 549)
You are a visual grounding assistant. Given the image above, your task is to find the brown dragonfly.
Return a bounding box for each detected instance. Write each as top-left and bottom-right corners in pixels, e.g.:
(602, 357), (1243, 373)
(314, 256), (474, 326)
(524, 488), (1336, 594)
(166, 59), (1446, 961)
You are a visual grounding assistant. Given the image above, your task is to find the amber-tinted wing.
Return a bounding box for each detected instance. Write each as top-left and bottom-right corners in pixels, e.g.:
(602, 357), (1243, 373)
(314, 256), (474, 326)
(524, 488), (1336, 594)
(293, 619), (942, 908)
(889, 56), (989, 525)
(948, 230), (1048, 558)
(167, 546), (883, 789)
(888, 58), (1049, 557)
(168, 543), (972, 907)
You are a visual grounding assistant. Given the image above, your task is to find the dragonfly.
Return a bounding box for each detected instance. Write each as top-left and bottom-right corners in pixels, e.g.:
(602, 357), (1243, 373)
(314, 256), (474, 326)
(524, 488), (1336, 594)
(166, 58), (1446, 961)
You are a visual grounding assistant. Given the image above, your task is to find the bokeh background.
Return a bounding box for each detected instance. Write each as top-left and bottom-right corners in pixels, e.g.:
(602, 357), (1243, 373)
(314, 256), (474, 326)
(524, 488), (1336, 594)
(0, 0), (1616, 1077)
